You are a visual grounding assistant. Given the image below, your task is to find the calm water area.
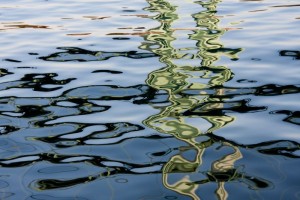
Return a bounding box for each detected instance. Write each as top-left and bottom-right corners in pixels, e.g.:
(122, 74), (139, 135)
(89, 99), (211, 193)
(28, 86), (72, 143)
(0, 0), (299, 199)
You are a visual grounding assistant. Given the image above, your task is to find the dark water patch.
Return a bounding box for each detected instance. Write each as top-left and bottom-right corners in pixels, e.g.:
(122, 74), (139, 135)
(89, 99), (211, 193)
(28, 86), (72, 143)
(3, 59), (22, 63)
(40, 47), (157, 62)
(0, 96), (111, 130)
(122, 10), (137, 12)
(36, 126), (169, 148)
(251, 58), (261, 61)
(31, 163), (163, 190)
(151, 149), (172, 157)
(18, 105), (52, 118)
(279, 50), (300, 60)
(236, 79), (257, 83)
(184, 99), (267, 116)
(35, 122), (144, 145)
(0, 73), (75, 92)
(0, 151), (164, 175)
(209, 134), (300, 158)
(180, 83), (300, 98)
(15, 66), (37, 69)
(0, 126), (19, 135)
(194, 169), (272, 190)
(0, 69), (13, 77)
(272, 4), (300, 8)
(270, 110), (300, 125)
(34, 177), (99, 190)
(249, 9), (268, 13)
(135, 27), (146, 29)
(91, 70), (123, 74)
(112, 37), (130, 40)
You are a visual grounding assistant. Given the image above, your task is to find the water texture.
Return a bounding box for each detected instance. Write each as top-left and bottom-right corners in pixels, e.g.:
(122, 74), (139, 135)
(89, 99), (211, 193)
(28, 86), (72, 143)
(0, 0), (299, 199)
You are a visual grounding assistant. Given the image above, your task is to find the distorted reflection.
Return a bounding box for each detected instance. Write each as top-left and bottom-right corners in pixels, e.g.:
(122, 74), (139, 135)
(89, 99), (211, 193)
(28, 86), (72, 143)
(141, 0), (272, 199)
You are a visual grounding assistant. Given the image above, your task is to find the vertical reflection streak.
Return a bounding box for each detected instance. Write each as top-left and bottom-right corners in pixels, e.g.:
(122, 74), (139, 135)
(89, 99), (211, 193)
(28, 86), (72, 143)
(142, 0), (243, 199)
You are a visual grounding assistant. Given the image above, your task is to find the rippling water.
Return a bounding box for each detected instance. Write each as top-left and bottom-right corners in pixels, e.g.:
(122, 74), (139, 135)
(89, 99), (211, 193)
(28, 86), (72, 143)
(0, 0), (299, 199)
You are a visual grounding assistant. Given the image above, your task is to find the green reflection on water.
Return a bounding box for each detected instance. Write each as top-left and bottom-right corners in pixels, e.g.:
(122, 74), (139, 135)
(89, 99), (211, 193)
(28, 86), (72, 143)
(142, 0), (243, 199)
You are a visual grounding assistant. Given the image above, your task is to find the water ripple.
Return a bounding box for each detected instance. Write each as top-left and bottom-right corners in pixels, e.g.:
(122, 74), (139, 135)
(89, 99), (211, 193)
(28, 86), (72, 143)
(0, 0), (299, 199)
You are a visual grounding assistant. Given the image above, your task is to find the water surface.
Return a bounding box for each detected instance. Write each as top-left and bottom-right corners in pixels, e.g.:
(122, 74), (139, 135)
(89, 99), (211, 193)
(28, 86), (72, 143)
(0, 0), (299, 199)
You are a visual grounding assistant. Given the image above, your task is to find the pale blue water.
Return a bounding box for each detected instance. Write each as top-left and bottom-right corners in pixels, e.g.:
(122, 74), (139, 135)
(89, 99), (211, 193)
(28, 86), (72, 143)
(0, 0), (299, 199)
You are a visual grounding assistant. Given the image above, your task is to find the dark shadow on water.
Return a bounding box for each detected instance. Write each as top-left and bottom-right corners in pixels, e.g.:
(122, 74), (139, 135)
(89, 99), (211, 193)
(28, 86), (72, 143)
(279, 50), (300, 60)
(39, 47), (158, 62)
